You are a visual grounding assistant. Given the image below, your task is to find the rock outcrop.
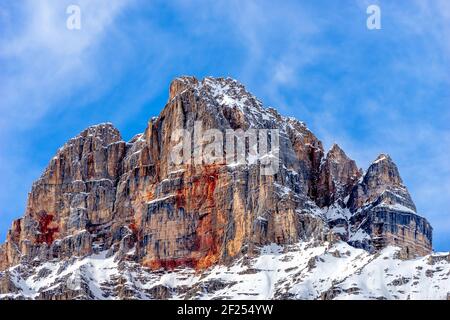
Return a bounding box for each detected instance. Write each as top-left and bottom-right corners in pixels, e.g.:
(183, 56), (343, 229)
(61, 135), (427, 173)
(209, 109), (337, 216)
(0, 124), (127, 269)
(316, 144), (362, 208)
(347, 154), (432, 257)
(0, 76), (433, 277)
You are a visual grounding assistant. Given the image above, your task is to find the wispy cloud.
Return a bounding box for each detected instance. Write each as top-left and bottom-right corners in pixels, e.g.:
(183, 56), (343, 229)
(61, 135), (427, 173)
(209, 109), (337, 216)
(0, 0), (132, 130)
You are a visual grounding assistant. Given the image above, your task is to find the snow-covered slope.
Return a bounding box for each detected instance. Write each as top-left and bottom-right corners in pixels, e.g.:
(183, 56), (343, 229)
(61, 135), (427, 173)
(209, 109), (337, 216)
(1, 241), (448, 300)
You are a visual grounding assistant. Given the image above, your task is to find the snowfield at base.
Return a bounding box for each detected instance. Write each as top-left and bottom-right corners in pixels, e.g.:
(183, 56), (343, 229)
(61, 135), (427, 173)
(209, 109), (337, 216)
(1, 241), (449, 300)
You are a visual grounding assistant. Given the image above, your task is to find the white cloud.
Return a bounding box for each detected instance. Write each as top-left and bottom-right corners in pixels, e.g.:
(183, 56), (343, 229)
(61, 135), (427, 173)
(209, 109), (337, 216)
(0, 0), (132, 131)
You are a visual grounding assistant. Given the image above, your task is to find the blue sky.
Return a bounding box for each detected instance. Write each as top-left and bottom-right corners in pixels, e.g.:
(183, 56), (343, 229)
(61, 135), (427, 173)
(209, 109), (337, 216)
(0, 0), (449, 251)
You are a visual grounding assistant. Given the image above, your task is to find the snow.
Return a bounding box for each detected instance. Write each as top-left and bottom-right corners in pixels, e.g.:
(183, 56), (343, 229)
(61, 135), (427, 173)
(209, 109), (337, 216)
(375, 203), (416, 214)
(332, 226), (347, 235)
(349, 228), (371, 242)
(203, 77), (248, 114)
(0, 251), (120, 300)
(343, 195), (350, 205)
(373, 154), (388, 164)
(323, 205), (352, 221)
(198, 77), (278, 128)
(125, 149), (143, 159)
(274, 182), (292, 197)
(1, 241), (449, 300)
(85, 178), (114, 184)
(227, 162), (243, 168)
(147, 194), (175, 204)
(333, 246), (450, 300)
(168, 169), (185, 175)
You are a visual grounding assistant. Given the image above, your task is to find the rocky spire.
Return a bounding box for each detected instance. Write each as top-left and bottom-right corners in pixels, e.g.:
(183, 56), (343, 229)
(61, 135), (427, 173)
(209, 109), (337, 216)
(365, 154), (403, 186)
(316, 143), (362, 208)
(346, 154), (431, 257)
(347, 153), (416, 212)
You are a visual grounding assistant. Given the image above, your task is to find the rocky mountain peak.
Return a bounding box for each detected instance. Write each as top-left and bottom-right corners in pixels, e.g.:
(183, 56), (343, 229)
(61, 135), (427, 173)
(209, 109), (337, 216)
(373, 153), (390, 163)
(168, 76), (199, 101)
(0, 76), (435, 299)
(166, 76), (280, 132)
(312, 143), (428, 258)
(364, 153), (403, 188)
(316, 143), (361, 208)
(81, 122), (121, 139)
(39, 122), (126, 185)
(201, 76), (275, 126)
(54, 122), (123, 159)
(324, 143), (357, 167)
(328, 143), (345, 156)
(345, 152), (428, 257)
(347, 153), (416, 212)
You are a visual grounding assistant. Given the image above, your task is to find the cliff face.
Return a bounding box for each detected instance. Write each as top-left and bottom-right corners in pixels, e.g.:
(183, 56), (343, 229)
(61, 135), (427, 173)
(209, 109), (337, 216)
(0, 76), (433, 274)
(0, 124), (127, 270)
(108, 76), (327, 269)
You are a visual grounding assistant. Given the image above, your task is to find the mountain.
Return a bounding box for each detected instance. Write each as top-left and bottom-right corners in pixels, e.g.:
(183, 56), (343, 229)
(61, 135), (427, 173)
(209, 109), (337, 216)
(0, 76), (447, 300)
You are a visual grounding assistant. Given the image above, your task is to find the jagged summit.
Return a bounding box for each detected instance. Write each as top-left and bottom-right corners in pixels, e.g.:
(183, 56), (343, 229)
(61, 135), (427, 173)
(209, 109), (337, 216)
(365, 153), (404, 187)
(373, 153), (391, 164)
(56, 122), (122, 154)
(328, 142), (343, 153)
(76, 122), (121, 139)
(348, 152), (416, 212)
(0, 76), (438, 299)
(326, 143), (350, 161)
(169, 76), (256, 104)
(168, 75), (199, 101)
(316, 143), (361, 208)
(167, 76), (281, 131)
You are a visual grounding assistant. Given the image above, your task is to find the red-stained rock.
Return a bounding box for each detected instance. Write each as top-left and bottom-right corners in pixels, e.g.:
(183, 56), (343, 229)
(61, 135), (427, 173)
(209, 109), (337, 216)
(35, 211), (59, 245)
